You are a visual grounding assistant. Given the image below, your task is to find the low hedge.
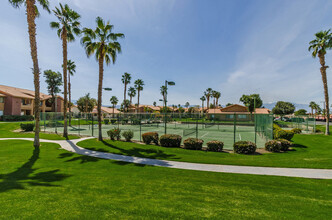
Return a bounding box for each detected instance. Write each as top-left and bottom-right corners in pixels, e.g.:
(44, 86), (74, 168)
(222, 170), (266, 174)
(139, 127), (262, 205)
(183, 138), (204, 150)
(278, 139), (292, 151)
(207, 140), (224, 152)
(1, 115), (34, 121)
(104, 119), (110, 125)
(20, 123), (34, 132)
(275, 129), (294, 141)
(265, 140), (282, 152)
(291, 128), (302, 134)
(142, 132), (159, 145)
(233, 141), (256, 154)
(159, 134), (182, 147)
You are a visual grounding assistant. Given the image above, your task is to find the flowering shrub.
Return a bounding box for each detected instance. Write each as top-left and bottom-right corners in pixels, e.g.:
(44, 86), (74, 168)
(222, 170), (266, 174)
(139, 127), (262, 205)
(107, 128), (121, 140)
(207, 140), (224, 152)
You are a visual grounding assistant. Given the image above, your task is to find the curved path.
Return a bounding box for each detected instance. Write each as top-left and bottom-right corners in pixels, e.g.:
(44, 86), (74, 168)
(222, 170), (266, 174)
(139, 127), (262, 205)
(1, 137), (332, 179)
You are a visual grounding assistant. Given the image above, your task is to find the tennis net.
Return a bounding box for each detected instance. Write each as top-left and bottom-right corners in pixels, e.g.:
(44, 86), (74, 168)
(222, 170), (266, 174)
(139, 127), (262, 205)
(183, 127), (197, 136)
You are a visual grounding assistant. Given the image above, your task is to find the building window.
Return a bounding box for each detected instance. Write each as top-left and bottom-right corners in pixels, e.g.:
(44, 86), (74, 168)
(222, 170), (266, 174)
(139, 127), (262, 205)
(238, 115), (247, 119)
(226, 114), (234, 119)
(0, 111), (3, 116)
(0, 97), (4, 103)
(40, 101), (43, 106)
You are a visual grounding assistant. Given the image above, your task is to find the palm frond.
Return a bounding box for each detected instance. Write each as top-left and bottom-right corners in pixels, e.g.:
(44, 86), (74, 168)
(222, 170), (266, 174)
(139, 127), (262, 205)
(37, 0), (50, 13)
(8, 0), (25, 8)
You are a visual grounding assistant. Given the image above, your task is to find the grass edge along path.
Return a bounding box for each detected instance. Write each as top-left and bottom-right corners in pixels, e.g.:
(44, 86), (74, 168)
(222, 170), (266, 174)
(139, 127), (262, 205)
(77, 134), (332, 169)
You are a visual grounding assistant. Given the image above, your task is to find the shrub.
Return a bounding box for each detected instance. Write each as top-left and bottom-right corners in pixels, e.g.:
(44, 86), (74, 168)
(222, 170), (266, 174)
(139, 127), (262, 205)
(233, 141), (256, 154)
(278, 139), (292, 151)
(183, 138), (204, 150)
(142, 132), (159, 145)
(110, 119), (117, 124)
(104, 119), (110, 125)
(265, 140), (282, 152)
(121, 119), (128, 125)
(107, 128), (121, 140)
(273, 124), (281, 139)
(207, 140), (224, 152)
(122, 130), (134, 142)
(275, 129), (294, 141)
(1, 115), (34, 121)
(315, 128), (322, 133)
(20, 123), (34, 132)
(159, 134), (182, 147)
(291, 128), (302, 134)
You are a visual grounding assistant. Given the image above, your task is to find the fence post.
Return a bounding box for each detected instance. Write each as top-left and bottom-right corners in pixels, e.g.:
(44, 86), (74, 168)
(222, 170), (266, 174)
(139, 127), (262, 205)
(91, 114), (94, 137)
(233, 113), (236, 145)
(254, 113), (257, 145)
(78, 113), (80, 136)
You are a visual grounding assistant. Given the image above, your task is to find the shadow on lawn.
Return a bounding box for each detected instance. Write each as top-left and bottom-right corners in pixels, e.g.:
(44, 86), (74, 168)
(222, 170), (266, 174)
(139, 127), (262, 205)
(0, 147), (71, 193)
(101, 140), (180, 160)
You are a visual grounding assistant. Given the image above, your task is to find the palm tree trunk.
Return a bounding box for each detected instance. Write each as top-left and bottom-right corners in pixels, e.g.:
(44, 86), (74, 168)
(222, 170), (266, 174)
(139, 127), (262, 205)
(113, 104), (115, 118)
(68, 72), (71, 126)
(130, 96), (132, 105)
(207, 97), (210, 110)
(124, 83), (127, 111)
(97, 51), (104, 141)
(318, 52), (330, 135)
(26, 0), (40, 148)
(62, 28), (68, 139)
(137, 90), (140, 113)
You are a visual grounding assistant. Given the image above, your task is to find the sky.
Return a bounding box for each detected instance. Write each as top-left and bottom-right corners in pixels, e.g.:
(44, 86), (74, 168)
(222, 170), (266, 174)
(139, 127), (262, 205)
(1, 0), (332, 108)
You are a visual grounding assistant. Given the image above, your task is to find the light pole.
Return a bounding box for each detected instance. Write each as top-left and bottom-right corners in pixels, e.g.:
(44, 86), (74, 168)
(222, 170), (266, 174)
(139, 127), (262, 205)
(164, 80), (175, 134)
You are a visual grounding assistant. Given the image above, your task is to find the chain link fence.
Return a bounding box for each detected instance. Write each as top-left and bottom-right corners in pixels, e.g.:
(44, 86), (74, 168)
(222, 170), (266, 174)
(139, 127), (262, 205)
(40, 112), (273, 149)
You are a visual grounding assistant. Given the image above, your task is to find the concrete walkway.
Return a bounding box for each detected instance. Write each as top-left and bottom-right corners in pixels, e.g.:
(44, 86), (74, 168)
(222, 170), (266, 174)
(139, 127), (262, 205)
(1, 137), (332, 179)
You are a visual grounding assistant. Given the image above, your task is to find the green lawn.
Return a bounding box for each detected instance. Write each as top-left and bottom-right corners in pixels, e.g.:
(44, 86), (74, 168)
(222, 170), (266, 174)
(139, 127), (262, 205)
(77, 134), (332, 169)
(0, 140), (331, 219)
(0, 122), (79, 140)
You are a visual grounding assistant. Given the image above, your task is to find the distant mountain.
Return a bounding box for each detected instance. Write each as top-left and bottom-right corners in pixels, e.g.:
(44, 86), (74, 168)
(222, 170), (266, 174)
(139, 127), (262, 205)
(263, 102), (310, 112)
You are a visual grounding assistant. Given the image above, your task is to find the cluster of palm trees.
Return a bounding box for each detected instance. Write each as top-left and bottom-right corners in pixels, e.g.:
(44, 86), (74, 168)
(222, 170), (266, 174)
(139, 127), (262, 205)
(200, 88), (221, 111)
(121, 72), (144, 113)
(9, 0), (125, 144)
(309, 101), (322, 115)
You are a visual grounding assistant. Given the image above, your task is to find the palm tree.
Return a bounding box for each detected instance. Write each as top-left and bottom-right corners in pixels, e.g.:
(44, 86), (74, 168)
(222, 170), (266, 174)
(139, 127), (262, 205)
(122, 73), (131, 108)
(309, 101), (317, 116)
(128, 87), (136, 105)
(200, 96), (206, 114)
(50, 3), (81, 139)
(9, 0), (50, 148)
(110, 96), (118, 118)
(153, 101), (157, 107)
(160, 85), (167, 107)
(204, 88), (213, 110)
(212, 90), (218, 107)
(185, 102), (190, 108)
(81, 17), (124, 141)
(215, 91), (221, 106)
(134, 79), (144, 113)
(66, 59), (76, 126)
(309, 29), (332, 135)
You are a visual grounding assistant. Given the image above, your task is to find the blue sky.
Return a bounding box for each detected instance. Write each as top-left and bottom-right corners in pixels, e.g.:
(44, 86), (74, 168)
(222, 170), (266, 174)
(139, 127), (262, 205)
(1, 0), (332, 107)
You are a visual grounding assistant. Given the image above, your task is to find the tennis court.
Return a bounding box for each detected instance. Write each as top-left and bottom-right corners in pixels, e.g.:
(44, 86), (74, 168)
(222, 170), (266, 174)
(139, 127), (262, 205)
(43, 120), (269, 149)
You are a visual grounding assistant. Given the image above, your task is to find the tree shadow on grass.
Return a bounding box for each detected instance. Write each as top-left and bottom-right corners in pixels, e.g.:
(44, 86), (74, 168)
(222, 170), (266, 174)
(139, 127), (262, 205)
(292, 143), (307, 148)
(101, 140), (180, 160)
(58, 152), (100, 163)
(0, 147), (71, 193)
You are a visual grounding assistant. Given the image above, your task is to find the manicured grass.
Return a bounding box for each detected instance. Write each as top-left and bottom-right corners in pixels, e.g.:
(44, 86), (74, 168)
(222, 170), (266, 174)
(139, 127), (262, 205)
(0, 140), (331, 219)
(77, 134), (332, 169)
(0, 122), (79, 140)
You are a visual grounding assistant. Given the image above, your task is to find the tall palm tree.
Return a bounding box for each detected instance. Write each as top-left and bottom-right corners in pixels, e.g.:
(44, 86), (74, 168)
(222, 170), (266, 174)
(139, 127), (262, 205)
(134, 79), (144, 113)
(128, 87), (136, 105)
(81, 17), (124, 141)
(66, 59), (76, 126)
(8, 0), (50, 148)
(110, 96), (118, 118)
(309, 29), (332, 135)
(212, 90), (218, 107)
(215, 91), (221, 106)
(122, 72), (131, 111)
(50, 3), (81, 138)
(153, 101), (157, 107)
(204, 88), (213, 110)
(200, 96), (206, 114)
(309, 101), (317, 116)
(160, 85), (167, 107)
